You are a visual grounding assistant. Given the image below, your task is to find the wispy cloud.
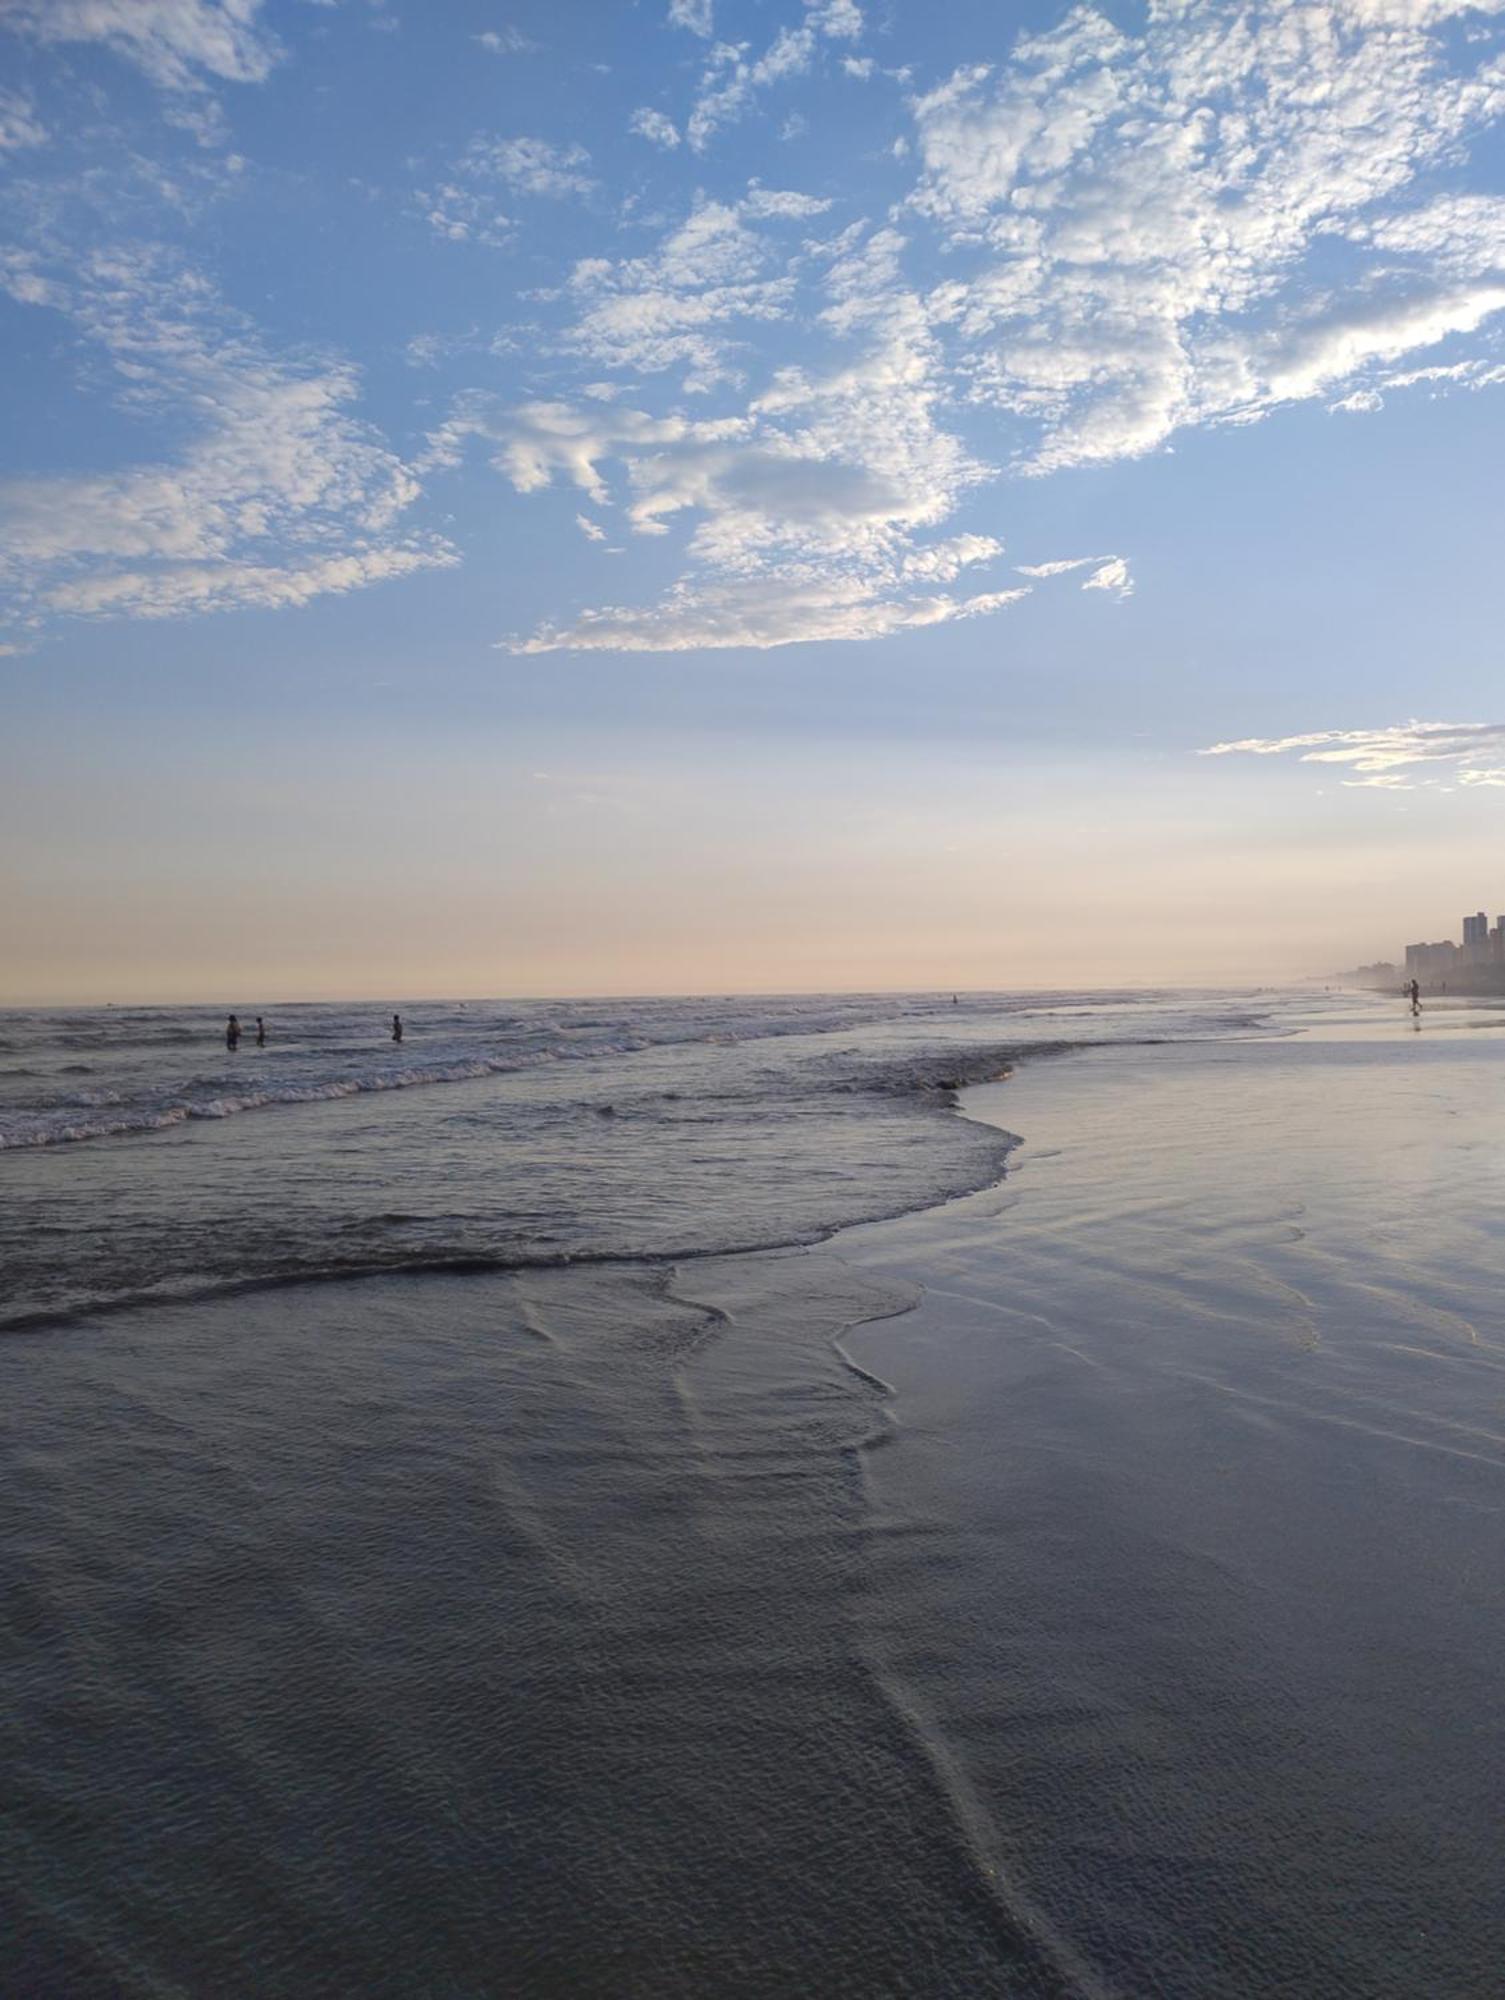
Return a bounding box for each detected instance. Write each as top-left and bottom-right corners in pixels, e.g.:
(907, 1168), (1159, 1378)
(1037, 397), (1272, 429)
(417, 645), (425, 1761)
(414, 135), (594, 247)
(0, 0), (282, 91)
(1016, 554), (1132, 596)
(562, 197), (800, 388)
(508, 572), (1027, 654)
(1201, 721), (1505, 790)
(0, 86), (47, 151)
(629, 107), (681, 150)
(414, 182), (513, 248)
(0, 243), (452, 625)
(681, 6), (867, 155)
(667, 0), (714, 37)
(807, 0), (863, 39)
(475, 26), (536, 56)
(463, 136), (595, 200)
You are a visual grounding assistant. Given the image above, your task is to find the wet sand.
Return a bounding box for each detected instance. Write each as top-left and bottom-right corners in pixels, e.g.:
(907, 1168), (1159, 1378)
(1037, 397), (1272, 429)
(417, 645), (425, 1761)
(842, 1020), (1505, 1995)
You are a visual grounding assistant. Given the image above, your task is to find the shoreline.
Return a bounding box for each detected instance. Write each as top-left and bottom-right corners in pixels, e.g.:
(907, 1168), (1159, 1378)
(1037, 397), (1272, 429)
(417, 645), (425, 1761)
(0, 1012), (1268, 1337)
(0, 1039), (1049, 1336)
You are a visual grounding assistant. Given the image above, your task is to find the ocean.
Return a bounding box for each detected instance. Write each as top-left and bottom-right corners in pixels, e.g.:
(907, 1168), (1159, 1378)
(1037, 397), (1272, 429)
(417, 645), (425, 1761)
(0, 989), (1253, 1330)
(4, 987), (1503, 1995)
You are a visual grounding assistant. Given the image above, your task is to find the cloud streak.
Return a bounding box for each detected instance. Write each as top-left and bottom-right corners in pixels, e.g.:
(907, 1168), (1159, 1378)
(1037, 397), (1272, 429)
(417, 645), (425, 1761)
(508, 573), (1027, 654)
(1201, 721), (1505, 789)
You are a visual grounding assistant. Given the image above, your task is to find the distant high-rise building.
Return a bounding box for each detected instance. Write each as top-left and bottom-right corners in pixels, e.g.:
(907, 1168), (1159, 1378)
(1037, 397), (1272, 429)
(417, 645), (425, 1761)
(1407, 941), (1459, 977)
(1462, 911), (1491, 964)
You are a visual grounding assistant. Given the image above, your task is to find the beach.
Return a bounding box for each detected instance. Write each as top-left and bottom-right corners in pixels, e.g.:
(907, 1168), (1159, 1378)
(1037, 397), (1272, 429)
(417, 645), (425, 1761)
(4, 992), (1504, 1995)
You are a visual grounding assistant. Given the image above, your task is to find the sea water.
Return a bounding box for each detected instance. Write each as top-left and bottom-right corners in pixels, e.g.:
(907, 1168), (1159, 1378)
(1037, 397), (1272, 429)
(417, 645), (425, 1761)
(0, 989), (1255, 1328)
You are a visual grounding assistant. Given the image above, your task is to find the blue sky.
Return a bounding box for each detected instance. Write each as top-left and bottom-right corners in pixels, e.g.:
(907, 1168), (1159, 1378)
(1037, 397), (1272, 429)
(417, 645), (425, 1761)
(4, 0), (1505, 999)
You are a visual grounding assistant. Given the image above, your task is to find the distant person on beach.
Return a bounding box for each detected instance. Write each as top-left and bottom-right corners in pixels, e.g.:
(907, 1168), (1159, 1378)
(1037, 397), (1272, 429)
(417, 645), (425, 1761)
(1409, 980), (1421, 1015)
(226, 1014), (241, 1051)
(391, 1013), (403, 1044)
(255, 1017), (266, 1046)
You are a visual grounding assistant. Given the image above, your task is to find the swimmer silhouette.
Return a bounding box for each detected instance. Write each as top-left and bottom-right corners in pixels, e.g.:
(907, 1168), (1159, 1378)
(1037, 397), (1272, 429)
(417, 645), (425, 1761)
(391, 1013), (403, 1044)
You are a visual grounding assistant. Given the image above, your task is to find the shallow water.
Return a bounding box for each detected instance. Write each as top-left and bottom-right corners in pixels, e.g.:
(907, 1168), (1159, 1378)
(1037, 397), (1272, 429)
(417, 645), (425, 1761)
(5, 989), (1503, 1994)
(0, 988), (1248, 1326)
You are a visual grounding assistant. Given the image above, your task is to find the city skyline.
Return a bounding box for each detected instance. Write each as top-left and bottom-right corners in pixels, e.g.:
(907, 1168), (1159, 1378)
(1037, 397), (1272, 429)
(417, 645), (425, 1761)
(1405, 905), (1505, 981)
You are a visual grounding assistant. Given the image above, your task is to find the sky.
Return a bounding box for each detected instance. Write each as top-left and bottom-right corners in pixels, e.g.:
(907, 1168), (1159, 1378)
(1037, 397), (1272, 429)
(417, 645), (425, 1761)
(3, 0), (1505, 1001)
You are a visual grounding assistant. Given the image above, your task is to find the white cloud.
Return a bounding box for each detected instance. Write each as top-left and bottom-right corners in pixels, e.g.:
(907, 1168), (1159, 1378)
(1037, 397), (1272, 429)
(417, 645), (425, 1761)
(674, 5), (865, 151)
(668, 0), (713, 35)
(687, 26), (816, 151)
(416, 1), (1505, 655)
(740, 185), (832, 219)
(899, 533), (1003, 582)
(0, 0), (281, 90)
(1385, 361), (1481, 389)
(414, 134), (593, 246)
(465, 136), (595, 200)
(0, 244), (450, 624)
(441, 161), (1016, 652)
(415, 182), (513, 247)
(0, 86), (46, 151)
(630, 108), (681, 149)
(575, 512), (607, 542)
(475, 26), (536, 55)
(445, 250), (1001, 649)
(506, 571), (1026, 654)
(44, 545), (452, 620)
(910, 3), (1505, 471)
(563, 199), (798, 388)
(1259, 287), (1505, 403)
(1014, 553), (1132, 594)
(423, 396), (709, 499)
(1330, 389), (1386, 414)
(1357, 193), (1505, 274)
(807, 0), (863, 37)
(1015, 556), (1102, 579)
(1201, 720), (1505, 788)
(1082, 557), (1132, 597)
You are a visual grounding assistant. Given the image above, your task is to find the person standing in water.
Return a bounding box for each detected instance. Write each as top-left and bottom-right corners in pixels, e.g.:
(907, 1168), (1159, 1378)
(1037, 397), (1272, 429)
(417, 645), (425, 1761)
(255, 1016), (266, 1046)
(226, 1014), (241, 1051)
(1409, 979), (1421, 1016)
(391, 1013), (403, 1044)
